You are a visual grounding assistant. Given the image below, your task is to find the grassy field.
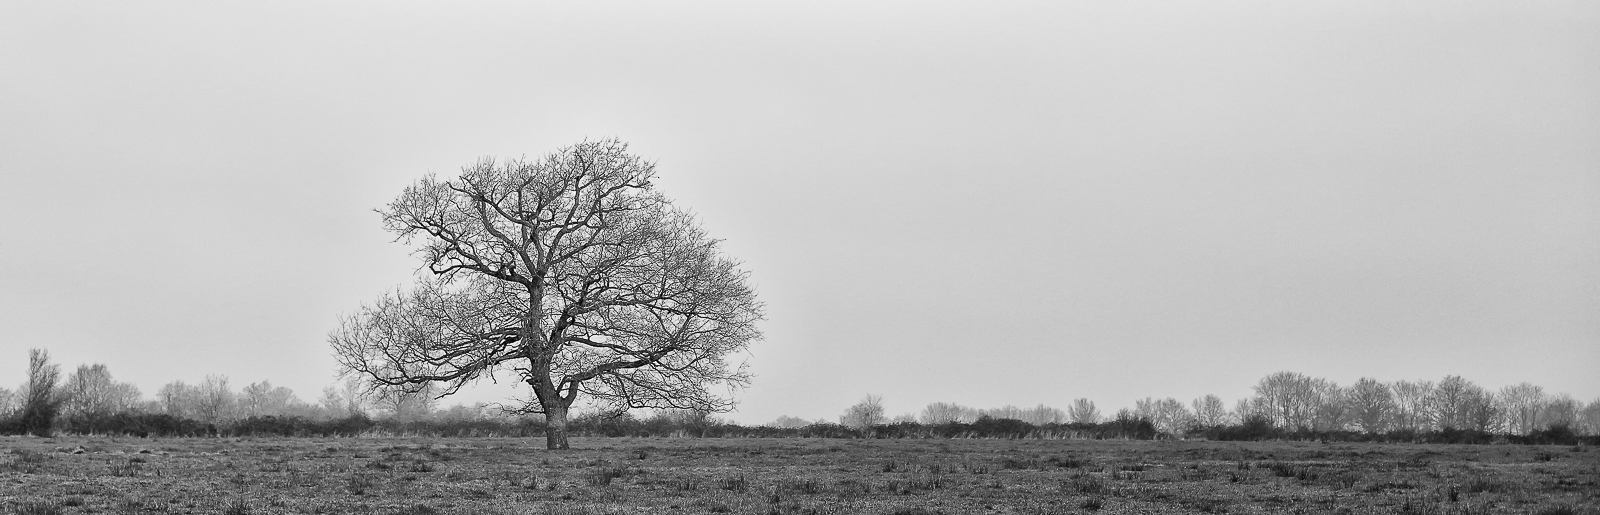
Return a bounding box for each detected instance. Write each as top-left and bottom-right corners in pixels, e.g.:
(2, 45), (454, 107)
(1, 435), (1595, 514)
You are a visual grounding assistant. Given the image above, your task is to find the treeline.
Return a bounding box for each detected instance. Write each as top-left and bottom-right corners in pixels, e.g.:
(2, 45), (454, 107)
(5, 348), (1599, 444)
(798, 371), (1600, 444)
(0, 349), (527, 437)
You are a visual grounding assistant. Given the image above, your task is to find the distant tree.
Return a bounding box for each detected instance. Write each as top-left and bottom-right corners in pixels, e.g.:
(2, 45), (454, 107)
(982, 405), (1024, 421)
(266, 385), (300, 415)
(157, 381), (196, 418)
(1112, 408), (1136, 424)
(1390, 380), (1434, 432)
(239, 380), (301, 417)
(768, 415), (810, 429)
(1578, 399), (1600, 436)
(1498, 383), (1546, 435)
(373, 381), (438, 421)
(1067, 398), (1100, 425)
(240, 381), (272, 418)
(1309, 379), (1347, 432)
(1429, 376), (1476, 430)
(890, 412), (918, 424)
(19, 349), (65, 436)
(1191, 395), (1229, 428)
(1157, 398), (1192, 434)
(61, 364), (142, 418)
(1346, 378), (1394, 433)
(1539, 394), (1580, 430)
(654, 408), (720, 435)
(839, 395), (885, 429)
(1135, 397), (1191, 434)
(1254, 371), (1317, 430)
(340, 377), (369, 417)
(317, 386), (345, 418)
(1461, 384), (1500, 433)
(920, 402), (977, 424)
(330, 140), (764, 450)
(193, 375), (236, 423)
(436, 403), (491, 422)
(1233, 397), (1272, 425)
(976, 404), (1064, 425)
(1021, 404), (1066, 425)
(0, 387), (15, 417)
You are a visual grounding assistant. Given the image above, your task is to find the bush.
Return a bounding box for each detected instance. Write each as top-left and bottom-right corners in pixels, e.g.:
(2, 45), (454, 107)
(1205, 415), (1280, 441)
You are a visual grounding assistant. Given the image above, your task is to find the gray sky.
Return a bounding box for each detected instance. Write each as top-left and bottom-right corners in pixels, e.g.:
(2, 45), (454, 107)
(2, 1), (1595, 424)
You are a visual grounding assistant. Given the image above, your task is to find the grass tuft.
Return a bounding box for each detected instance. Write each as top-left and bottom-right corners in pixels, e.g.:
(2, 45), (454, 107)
(719, 474), (748, 492)
(222, 498), (250, 515)
(10, 499), (63, 515)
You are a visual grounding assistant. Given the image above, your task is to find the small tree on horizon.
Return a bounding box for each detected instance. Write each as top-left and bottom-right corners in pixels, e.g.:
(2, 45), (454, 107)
(1191, 395), (1229, 428)
(1067, 398), (1100, 425)
(1347, 377), (1394, 433)
(920, 402), (977, 425)
(61, 363), (142, 419)
(767, 415), (810, 429)
(840, 395), (885, 429)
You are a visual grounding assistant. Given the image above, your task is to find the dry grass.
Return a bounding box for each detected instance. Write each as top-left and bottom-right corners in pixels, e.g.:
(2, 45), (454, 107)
(0, 435), (1595, 514)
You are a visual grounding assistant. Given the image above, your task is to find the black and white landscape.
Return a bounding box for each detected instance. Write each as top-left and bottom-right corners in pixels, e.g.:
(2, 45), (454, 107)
(1, 2), (1596, 513)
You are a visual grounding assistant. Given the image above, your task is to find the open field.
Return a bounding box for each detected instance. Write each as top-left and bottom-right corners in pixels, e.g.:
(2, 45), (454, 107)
(1, 436), (1596, 514)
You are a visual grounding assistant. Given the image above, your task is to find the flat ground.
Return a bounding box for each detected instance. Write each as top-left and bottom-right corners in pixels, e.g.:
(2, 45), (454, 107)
(1, 435), (1595, 514)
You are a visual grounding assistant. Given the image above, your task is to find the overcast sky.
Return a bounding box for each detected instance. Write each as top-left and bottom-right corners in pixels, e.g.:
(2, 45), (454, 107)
(1, 1), (1595, 424)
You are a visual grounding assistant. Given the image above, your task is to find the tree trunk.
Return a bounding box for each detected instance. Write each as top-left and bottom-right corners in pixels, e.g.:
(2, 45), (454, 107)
(545, 404), (570, 450)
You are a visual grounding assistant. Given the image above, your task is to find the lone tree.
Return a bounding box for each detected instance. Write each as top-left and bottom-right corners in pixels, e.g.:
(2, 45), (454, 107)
(331, 139), (762, 449)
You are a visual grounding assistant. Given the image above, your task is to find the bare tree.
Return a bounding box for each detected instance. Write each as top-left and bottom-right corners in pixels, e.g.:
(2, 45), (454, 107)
(1462, 385), (1501, 433)
(436, 403), (491, 422)
(839, 395), (885, 429)
(1021, 404), (1066, 425)
(158, 381), (195, 418)
(1309, 379), (1347, 432)
(61, 364), (142, 418)
(1579, 398), (1600, 436)
(317, 386), (344, 417)
(193, 375), (235, 423)
(240, 381), (272, 418)
(1254, 371), (1317, 430)
(330, 140), (763, 449)
(1429, 375), (1475, 430)
(266, 385), (300, 415)
(1346, 377), (1394, 433)
(983, 405), (1025, 421)
(19, 349), (64, 436)
(978, 404), (1064, 425)
(0, 388), (15, 417)
(1497, 383), (1546, 435)
(341, 376), (370, 417)
(1135, 397), (1191, 434)
(1233, 397), (1272, 426)
(768, 415), (810, 429)
(1540, 394), (1580, 430)
(920, 402), (977, 424)
(1191, 395), (1229, 428)
(317, 378), (371, 418)
(1390, 380), (1434, 432)
(1067, 398), (1100, 425)
(373, 381), (439, 421)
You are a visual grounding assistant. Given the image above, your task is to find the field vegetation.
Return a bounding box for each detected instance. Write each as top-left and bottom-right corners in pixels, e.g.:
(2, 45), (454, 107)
(2, 435), (1596, 514)
(3, 349), (1599, 513)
